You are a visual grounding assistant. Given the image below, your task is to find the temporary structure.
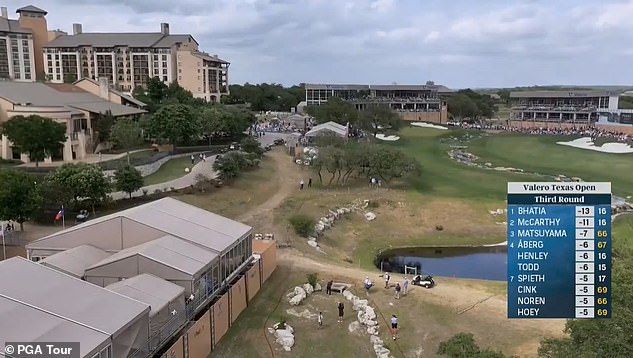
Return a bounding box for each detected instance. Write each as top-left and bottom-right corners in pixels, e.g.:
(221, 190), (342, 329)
(40, 244), (111, 278)
(106, 274), (186, 350)
(0, 257), (151, 358)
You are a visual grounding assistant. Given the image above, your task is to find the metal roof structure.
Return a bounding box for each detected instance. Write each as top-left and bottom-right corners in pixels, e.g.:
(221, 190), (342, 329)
(16, 5), (47, 14)
(304, 83), (454, 93)
(27, 197), (252, 256)
(0, 17), (31, 34)
(44, 33), (197, 48)
(106, 274), (185, 316)
(0, 257), (150, 357)
(0, 82), (146, 117)
(87, 235), (218, 276)
(305, 121), (348, 137)
(40, 244), (111, 278)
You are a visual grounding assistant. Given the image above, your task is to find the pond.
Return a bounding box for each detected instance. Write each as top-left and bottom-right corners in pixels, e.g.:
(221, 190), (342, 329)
(375, 245), (507, 281)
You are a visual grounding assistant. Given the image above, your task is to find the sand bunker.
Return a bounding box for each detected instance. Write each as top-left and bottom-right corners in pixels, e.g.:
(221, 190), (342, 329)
(375, 134), (400, 141)
(557, 137), (633, 154)
(411, 122), (448, 130)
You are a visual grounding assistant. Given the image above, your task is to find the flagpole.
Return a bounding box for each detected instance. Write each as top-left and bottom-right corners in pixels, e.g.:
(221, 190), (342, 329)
(1, 223), (6, 261)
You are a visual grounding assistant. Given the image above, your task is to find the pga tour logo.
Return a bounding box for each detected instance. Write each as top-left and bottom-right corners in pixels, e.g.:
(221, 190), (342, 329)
(4, 343), (76, 357)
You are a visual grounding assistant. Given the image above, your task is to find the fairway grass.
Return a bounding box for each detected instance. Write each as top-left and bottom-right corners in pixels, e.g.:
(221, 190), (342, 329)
(143, 156), (193, 185)
(467, 134), (633, 197)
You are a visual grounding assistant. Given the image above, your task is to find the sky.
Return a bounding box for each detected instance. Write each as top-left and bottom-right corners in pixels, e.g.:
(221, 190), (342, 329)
(26, 0), (633, 88)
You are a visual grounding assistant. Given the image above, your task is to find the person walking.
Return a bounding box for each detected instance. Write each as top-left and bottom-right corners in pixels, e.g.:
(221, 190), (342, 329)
(391, 315), (398, 340)
(308, 177), (312, 188)
(337, 302), (345, 323)
(326, 280), (333, 295)
(300, 179), (304, 190)
(394, 282), (401, 299)
(384, 272), (390, 288)
(403, 277), (409, 296)
(364, 276), (373, 295)
(190, 154), (195, 165)
(317, 312), (323, 328)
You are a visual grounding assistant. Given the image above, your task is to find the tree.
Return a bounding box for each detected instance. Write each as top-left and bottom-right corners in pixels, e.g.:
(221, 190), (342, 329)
(0, 115), (66, 167)
(200, 105), (254, 140)
(110, 119), (143, 164)
(438, 333), (508, 358)
(114, 165), (144, 199)
(358, 104), (401, 137)
(223, 83), (305, 111)
(49, 163), (111, 214)
(32, 177), (73, 225)
(148, 104), (201, 147)
(240, 136), (263, 156)
(306, 97), (358, 125)
(93, 110), (116, 143)
(447, 94), (479, 121)
(0, 170), (38, 231)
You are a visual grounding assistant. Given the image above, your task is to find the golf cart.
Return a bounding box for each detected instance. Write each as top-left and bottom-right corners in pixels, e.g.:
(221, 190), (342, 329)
(76, 209), (90, 223)
(411, 274), (435, 288)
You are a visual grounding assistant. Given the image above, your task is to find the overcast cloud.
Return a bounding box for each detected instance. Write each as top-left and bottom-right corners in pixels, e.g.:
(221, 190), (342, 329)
(32, 0), (633, 88)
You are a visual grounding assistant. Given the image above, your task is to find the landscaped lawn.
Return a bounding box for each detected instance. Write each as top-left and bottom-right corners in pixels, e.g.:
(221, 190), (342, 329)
(143, 156), (194, 185)
(99, 149), (156, 170)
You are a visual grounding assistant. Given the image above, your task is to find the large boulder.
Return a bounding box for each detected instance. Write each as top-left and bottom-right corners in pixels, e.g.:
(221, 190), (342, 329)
(364, 306), (377, 320)
(289, 292), (306, 306)
(353, 299), (369, 311)
(343, 290), (356, 301)
(307, 240), (318, 248)
(314, 282), (322, 291)
(293, 286), (306, 296)
(303, 283), (314, 295)
(275, 329), (295, 351)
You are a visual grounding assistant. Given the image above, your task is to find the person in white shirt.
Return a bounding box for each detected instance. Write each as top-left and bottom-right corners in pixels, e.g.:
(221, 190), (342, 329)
(364, 276), (373, 295)
(391, 315), (398, 340)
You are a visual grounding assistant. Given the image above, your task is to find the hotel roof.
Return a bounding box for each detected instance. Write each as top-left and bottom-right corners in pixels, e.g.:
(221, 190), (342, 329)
(0, 82), (146, 117)
(304, 83), (453, 92)
(0, 17), (31, 34)
(16, 5), (47, 14)
(44, 33), (198, 48)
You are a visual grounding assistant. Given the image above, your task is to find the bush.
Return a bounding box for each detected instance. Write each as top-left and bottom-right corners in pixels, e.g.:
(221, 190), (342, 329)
(436, 225), (444, 231)
(171, 145), (228, 155)
(289, 214), (315, 237)
(368, 200), (380, 208)
(306, 273), (319, 287)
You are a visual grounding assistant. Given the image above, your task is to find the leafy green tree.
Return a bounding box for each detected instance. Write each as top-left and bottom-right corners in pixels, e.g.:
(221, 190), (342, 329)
(0, 170), (38, 231)
(306, 97), (358, 125)
(240, 136), (263, 156)
(148, 104), (201, 147)
(223, 83), (305, 111)
(438, 333), (508, 358)
(110, 119), (143, 164)
(213, 151), (259, 181)
(114, 165), (144, 199)
(49, 163), (111, 214)
(200, 105), (253, 140)
(93, 110), (116, 143)
(447, 94), (479, 121)
(0, 115), (66, 167)
(358, 104), (401, 137)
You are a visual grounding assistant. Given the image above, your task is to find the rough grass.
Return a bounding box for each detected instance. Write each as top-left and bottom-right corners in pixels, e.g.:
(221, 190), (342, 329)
(212, 265), (558, 358)
(178, 158), (279, 219)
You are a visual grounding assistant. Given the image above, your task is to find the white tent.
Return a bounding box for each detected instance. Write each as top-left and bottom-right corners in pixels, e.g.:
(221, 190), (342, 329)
(305, 121), (347, 137)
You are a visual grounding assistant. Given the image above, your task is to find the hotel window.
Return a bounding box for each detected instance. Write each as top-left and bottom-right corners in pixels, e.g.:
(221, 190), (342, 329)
(48, 61), (52, 67)
(162, 55), (167, 61)
(153, 61), (158, 67)
(178, 68), (181, 73)
(162, 69), (167, 75)
(24, 73), (31, 80)
(178, 76), (182, 80)
(198, 87), (201, 91)
(154, 69), (159, 75)
(163, 76), (167, 82)
(162, 61), (167, 67)
(56, 74), (60, 80)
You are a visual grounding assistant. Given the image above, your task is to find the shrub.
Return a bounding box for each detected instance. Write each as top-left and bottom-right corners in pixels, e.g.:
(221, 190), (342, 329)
(306, 273), (318, 287)
(289, 214), (315, 237)
(436, 225), (444, 231)
(278, 315), (287, 330)
(367, 200), (380, 208)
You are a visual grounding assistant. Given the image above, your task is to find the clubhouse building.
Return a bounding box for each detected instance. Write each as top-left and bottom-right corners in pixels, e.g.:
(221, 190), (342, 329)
(509, 90), (633, 133)
(304, 82), (454, 124)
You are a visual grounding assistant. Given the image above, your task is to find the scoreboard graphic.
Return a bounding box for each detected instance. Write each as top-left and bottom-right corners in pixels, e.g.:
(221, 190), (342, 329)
(507, 182), (612, 319)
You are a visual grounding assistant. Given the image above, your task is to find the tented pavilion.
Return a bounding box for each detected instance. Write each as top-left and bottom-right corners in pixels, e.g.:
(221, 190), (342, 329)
(85, 235), (219, 296)
(40, 244), (111, 278)
(304, 121), (348, 138)
(0, 257), (151, 358)
(106, 274), (186, 351)
(26, 197), (253, 286)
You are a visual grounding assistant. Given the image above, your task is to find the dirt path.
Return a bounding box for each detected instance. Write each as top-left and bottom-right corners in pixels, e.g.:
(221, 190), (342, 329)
(237, 149), (306, 244)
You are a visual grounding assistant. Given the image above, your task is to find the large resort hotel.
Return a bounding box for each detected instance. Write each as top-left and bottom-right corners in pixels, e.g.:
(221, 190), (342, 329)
(304, 82), (454, 123)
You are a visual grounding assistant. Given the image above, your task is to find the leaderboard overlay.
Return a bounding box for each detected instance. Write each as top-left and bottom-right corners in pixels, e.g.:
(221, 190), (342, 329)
(507, 182), (612, 319)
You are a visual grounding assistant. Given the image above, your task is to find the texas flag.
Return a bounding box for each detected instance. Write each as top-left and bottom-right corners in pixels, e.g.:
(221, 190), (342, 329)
(55, 205), (64, 221)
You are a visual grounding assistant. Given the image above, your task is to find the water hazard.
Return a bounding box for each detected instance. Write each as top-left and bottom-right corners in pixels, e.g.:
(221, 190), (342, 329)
(376, 245), (507, 281)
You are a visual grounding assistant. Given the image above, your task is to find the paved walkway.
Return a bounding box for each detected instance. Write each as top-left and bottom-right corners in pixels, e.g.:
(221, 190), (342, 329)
(19, 149), (149, 168)
(109, 155), (218, 200)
